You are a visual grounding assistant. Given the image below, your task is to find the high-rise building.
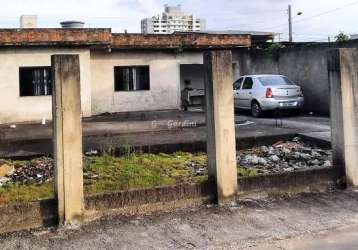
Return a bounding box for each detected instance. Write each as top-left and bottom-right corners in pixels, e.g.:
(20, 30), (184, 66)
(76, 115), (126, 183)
(20, 15), (38, 28)
(351, 34), (358, 40)
(141, 5), (206, 34)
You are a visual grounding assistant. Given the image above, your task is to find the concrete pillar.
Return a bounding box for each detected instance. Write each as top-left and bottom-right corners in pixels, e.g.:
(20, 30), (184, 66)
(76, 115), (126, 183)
(328, 48), (358, 186)
(204, 50), (238, 204)
(52, 55), (84, 224)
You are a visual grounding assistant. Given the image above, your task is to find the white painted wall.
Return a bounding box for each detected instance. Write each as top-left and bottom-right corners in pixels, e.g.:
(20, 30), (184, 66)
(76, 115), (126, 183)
(90, 51), (203, 115)
(0, 48), (91, 124)
(0, 48), (203, 124)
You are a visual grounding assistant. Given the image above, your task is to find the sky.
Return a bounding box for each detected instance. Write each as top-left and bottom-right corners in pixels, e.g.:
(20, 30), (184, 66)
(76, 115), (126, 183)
(0, 0), (357, 42)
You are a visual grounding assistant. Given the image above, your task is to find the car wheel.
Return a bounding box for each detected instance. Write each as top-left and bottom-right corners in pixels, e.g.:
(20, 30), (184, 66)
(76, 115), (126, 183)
(251, 101), (262, 117)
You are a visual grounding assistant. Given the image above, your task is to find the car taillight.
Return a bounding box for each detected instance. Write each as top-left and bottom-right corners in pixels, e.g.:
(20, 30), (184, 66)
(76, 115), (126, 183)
(266, 88), (273, 98)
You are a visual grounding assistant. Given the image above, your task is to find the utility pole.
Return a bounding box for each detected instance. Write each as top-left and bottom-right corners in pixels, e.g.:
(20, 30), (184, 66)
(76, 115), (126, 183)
(288, 5), (302, 43)
(288, 4), (293, 42)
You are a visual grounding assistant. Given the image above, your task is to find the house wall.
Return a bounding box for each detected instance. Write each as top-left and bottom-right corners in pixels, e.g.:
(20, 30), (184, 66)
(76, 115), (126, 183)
(0, 48), (91, 124)
(90, 51), (203, 114)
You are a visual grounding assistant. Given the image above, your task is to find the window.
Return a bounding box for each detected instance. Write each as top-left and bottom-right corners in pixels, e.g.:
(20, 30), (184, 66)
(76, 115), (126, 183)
(242, 77), (253, 90)
(19, 67), (52, 96)
(114, 66), (150, 91)
(258, 76), (295, 86)
(233, 78), (243, 90)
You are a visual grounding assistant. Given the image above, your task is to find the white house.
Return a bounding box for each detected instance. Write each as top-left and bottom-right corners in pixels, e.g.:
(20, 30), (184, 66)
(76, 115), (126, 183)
(0, 28), (258, 124)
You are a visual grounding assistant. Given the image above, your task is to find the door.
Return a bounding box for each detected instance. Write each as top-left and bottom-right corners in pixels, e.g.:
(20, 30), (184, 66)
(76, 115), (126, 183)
(239, 77), (254, 108)
(233, 77), (244, 108)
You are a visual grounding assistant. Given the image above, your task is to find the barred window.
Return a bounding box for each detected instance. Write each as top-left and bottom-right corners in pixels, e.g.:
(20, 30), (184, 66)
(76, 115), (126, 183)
(114, 66), (150, 91)
(19, 67), (52, 96)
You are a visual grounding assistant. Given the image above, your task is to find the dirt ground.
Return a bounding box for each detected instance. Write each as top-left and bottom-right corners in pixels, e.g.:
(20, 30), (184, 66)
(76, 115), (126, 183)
(1, 188), (358, 250)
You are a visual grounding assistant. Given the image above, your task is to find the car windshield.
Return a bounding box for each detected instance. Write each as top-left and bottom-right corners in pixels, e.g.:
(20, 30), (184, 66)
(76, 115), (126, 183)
(258, 76), (295, 86)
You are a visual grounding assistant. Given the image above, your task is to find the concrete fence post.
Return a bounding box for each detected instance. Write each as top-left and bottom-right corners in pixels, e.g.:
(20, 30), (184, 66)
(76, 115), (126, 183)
(52, 55), (84, 224)
(328, 48), (358, 186)
(204, 50), (238, 204)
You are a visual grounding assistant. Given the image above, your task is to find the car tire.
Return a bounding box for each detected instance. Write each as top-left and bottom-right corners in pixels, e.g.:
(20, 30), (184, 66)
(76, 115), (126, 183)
(251, 101), (263, 118)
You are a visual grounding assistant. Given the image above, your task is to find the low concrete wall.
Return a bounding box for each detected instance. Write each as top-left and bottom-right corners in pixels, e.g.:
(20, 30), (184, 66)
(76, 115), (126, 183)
(239, 167), (343, 196)
(0, 199), (57, 234)
(85, 182), (214, 218)
(0, 167), (343, 234)
(0, 135), (338, 234)
(233, 40), (358, 115)
(0, 182), (214, 234)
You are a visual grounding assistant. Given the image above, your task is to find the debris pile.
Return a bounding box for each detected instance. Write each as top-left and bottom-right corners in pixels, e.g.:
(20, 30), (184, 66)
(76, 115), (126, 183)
(0, 162), (15, 187)
(187, 162), (207, 176)
(0, 157), (99, 186)
(237, 137), (332, 175)
(8, 157), (54, 185)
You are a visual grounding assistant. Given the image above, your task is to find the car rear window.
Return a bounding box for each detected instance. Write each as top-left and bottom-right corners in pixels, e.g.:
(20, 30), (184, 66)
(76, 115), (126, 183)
(258, 76), (294, 86)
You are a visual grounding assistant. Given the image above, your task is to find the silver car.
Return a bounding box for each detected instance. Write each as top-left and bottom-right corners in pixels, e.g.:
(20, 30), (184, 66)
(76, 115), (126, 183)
(233, 74), (304, 117)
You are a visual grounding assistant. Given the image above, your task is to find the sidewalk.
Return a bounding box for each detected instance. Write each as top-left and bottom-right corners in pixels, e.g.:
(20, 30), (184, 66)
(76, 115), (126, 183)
(254, 225), (358, 250)
(1, 189), (357, 249)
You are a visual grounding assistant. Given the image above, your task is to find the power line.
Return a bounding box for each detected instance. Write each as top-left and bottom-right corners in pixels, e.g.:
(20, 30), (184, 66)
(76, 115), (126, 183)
(293, 0), (358, 24)
(260, 0), (358, 31)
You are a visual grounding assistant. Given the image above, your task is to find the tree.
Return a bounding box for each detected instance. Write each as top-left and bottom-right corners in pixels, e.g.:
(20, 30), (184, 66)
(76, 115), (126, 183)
(335, 32), (349, 43)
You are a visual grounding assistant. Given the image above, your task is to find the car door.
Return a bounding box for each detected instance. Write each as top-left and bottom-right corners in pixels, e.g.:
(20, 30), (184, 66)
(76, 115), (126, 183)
(240, 77), (254, 108)
(233, 77), (244, 108)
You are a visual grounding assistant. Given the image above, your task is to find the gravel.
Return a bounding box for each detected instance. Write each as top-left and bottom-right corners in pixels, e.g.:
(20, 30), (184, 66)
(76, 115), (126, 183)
(237, 137), (332, 175)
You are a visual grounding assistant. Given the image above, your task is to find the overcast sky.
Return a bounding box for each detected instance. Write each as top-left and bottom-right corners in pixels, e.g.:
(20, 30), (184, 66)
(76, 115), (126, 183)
(1, 0), (357, 41)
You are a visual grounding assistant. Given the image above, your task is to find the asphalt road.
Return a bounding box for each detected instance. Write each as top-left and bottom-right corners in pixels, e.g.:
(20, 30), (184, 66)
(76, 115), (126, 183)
(0, 111), (332, 158)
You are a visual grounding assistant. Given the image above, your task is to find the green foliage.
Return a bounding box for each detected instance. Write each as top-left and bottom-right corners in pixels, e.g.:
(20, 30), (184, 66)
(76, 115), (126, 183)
(264, 43), (285, 60)
(0, 182), (54, 204)
(237, 167), (258, 177)
(335, 31), (349, 43)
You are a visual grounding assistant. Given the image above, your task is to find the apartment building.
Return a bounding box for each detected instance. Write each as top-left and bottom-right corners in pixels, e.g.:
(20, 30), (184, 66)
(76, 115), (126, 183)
(141, 5), (206, 34)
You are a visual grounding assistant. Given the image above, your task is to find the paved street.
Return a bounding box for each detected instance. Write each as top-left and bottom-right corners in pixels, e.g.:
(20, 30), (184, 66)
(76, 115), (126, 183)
(247, 114), (331, 141)
(0, 111), (331, 158)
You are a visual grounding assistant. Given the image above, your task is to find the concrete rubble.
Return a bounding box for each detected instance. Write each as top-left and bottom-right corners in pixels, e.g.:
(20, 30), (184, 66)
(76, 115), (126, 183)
(237, 137), (332, 175)
(186, 138), (332, 176)
(187, 162), (207, 176)
(6, 157), (53, 185)
(0, 162), (15, 187)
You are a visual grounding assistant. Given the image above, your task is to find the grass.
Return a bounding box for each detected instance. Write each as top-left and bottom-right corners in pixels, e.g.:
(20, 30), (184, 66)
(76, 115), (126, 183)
(83, 152), (208, 195)
(0, 182), (54, 204)
(237, 167), (258, 177)
(0, 152), (257, 204)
